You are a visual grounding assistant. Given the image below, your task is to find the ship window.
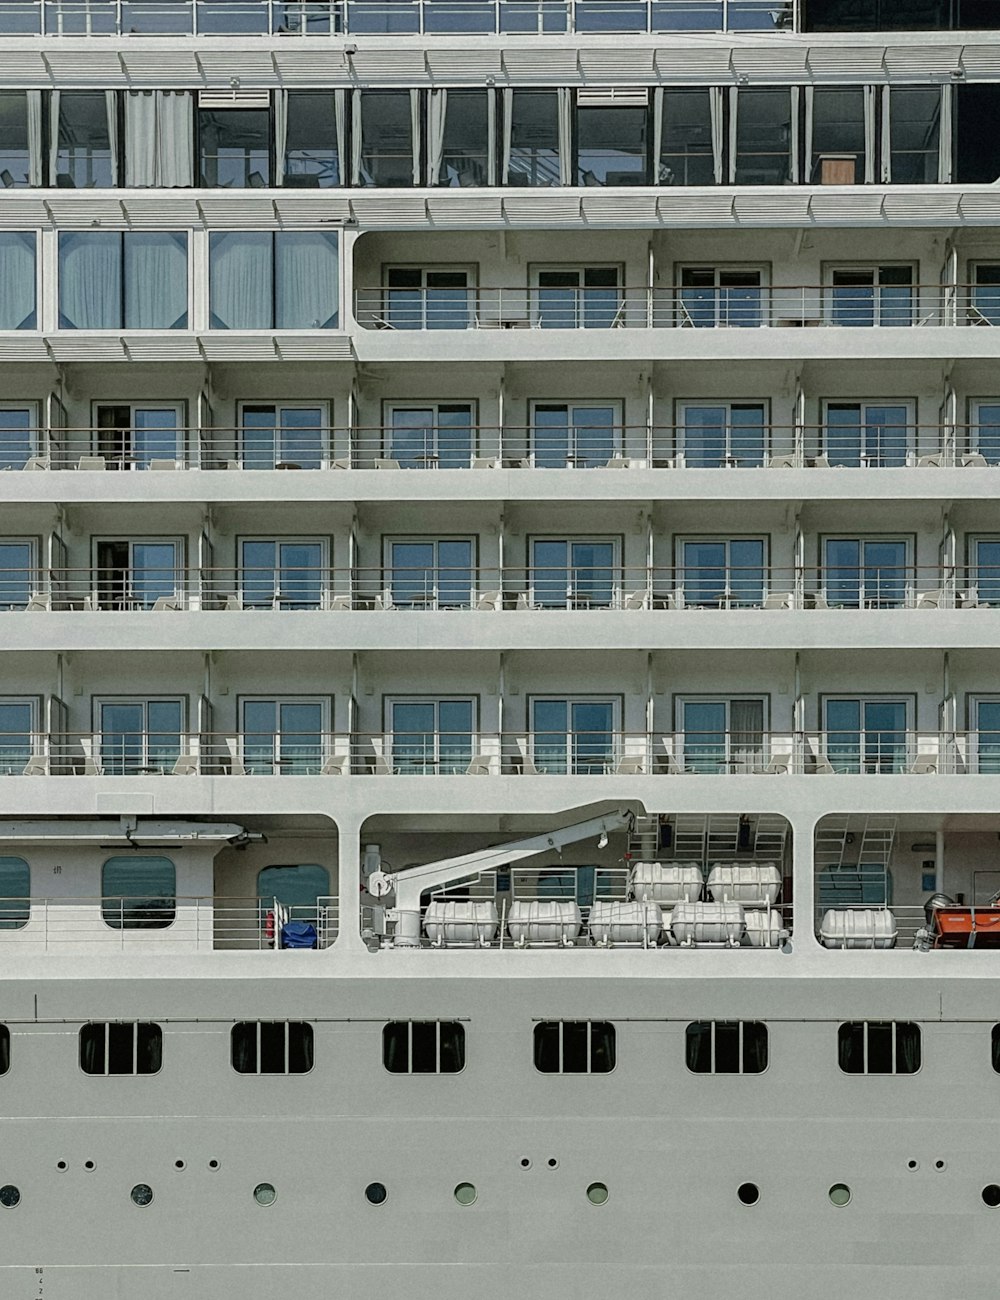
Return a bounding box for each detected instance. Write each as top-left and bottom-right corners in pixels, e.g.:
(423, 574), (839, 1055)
(529, 402), (621, 468)
(238, 404), (328, 470)
(0, 857), (29, 931)
(576, 94), (650, 186)
(0, 233), (36, 331)
(282, 91), (342, 188)
(0, 406), (38, 468)
(809, 88), (866, 185)
(889, 89), (941, 184)
(733, 89), (793, 185)
(356, 90), (419, 187)
(676, 402), (768, 468)
(532, 266), (623, 330)
(956, 87), (1000, 184)
(58, 232), (188, 330)
(383, 1020), (466, 1074)
(686, 1021), (768, 1074)
(102, 855), (176, 929)
(231, 1021), (314, 1075)
(533, 1021), (616, 1074)
(198, 103), (270, 188)
(0, 92), (38, 187)
(431, 89), (494, 187)
(80, 1022), (162, 1075)
(53, 91), (117, 188)
(0, 1025), (9, 1075)
(506, 90), (564, 187)
(209, 230), (340, 330)
(990, 1025), (1000, 1073)
(821, 402), (912, 467)
(659, 88), (718, 186)
(838, 1021), (921, 1074)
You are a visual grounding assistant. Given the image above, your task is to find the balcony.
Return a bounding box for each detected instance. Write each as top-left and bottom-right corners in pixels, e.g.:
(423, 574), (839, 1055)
(0, 0), (797, 38)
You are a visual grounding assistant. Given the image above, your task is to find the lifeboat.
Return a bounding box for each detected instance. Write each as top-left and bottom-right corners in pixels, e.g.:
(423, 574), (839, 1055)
(930, 906), (1000, 949)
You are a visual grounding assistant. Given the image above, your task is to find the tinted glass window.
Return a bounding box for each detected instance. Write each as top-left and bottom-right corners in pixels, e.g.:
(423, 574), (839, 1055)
(231, 1021), (314, 1074)
(838, 1021), (920, 1074)
(383, 1021), (465, 1074)
(0, 857), (29, 930)
(686, 1021), (768, 1073)
(102, 855), (175, 930)
(533, 1021), (615, 1073)
(80, 1022), (162, 1075)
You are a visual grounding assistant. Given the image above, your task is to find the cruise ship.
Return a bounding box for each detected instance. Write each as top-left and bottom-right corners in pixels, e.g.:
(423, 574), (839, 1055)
(3, 0), (1000, 1295)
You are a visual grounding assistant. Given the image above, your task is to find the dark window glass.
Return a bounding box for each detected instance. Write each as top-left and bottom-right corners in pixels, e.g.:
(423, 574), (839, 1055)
(507, 91), (560, 187)
(686, 1021), (768, 1073)
(838, 1021), (920, 1074)
(810, 88), (865, 184)
(533, 1021), (616, 1073)
(991, 1024), (1000, 1073)
(199, 108), (270, 188)
(435, 90), (491, 187)
(577, 104), (649, 186)
(79, 1022), (162, 1075)
(101, 855), (175, 929)
(0, 857), (29, 930)
(735, 89), (792, 185)
(231, 1021), (314, 1075)
(890, 89), (940, 184)
(660, 89), (715, 186)
(284, 91), (340, 187)
(0, 1025), (8, 1074)
(358, 91), (416, 187)
(382, 1021), (465, 1074)
(0, 92), (32, 187)
(55, 92), (115, 188)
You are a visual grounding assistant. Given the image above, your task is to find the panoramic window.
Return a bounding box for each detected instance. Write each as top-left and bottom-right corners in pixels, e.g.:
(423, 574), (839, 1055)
(0, 406), (38, 470)
(101, 855), (176, 929)
(430, 89), (494, 187)
(209, 231), (339, 330)
(809, 87), (868, 184)
(506, 90), (566, 186)
(733, 88), (795, 185)
(0, 857), (29, 931)
(838, 1021), (921, 1074)
(686, 1021), (769, 1074)
(281, 90), (343, 187)
(888, 88), (942, 184)
(0, 91), (40, 187)
(576, 90), (650, 186)
(0, 233), (36, 330)
(356, 90), (420, 187)
(383, 1021), (466, 1074)
(956, 86), (1000, 184)
(659, 88), (719, 186)
(533, 1021), (616, 1074)
(231, 1021), (314, 1075)
(58, 232), (188, 330)
(198, 96), (271, 188)
(52, 91), (116, 187)
(80, 1022), (162, 1075)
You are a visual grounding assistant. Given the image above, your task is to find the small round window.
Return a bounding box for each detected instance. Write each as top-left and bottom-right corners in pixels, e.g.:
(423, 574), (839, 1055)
(0, 1185), (19, 1209)
(829, 1183), (852, 1207)
(454, 1183), (477, 1206)
(254, 1183), (277, 1206)
(365, 1182), (388, 1205)
(130, 1184), (153, 1207)
(586, 1183), (609, 1205)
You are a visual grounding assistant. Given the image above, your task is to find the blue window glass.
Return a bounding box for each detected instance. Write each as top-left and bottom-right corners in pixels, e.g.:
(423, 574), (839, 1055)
(0, 857), (29, 930)
(99, 700), (183, 774)
(210, 231), (339, 330)
(101, 855), (176, 929)
(0, 700), (34, 774)
(390, 698), (474, 774)
(824, 698), (908, 773)
(241, 699), (325, 774)
(58, 232), (187, 330)
(0, 233), (36, 329)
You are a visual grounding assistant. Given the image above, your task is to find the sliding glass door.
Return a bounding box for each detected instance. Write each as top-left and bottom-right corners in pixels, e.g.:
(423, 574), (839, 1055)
(530, 698), (617, 774)
(389, 698), (475, 774)
(824, 698), (908, 773)
(822, 538), (909, 608)
(530, 539), (616, 608)
(241, 699), (326, 775)
(679, 698), (765, 773)
(98, 699), (183, 775)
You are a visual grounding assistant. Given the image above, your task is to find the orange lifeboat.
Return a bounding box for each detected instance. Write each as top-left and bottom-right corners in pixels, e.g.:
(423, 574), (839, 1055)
(931, 906), (1000, 949)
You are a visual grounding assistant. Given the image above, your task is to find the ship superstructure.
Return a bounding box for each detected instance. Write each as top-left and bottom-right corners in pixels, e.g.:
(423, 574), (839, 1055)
(1, 1), (1000, 1295)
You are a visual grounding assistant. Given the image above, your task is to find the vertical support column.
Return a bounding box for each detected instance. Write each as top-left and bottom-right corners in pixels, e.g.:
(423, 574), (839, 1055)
(789, 809), (817, 950)
(935, 828), (945, 895)
(334, 811), (368, 953)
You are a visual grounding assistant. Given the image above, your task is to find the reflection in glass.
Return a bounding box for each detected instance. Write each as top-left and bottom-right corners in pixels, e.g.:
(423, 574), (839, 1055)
(198, 108), (270, 188)
(531, 539), (615, 608)
(682, 539), (765, 607)
(824, 404), (909, 467)
(388, 406), (474, 468)
(101, 856), (176, 929)
(531, 698), (615, 774)
(99, 700), (182, 774)
(241, 540), (324, 610)
(0, 408), (35, 469)
(824, 538), (908, 609)
(242, 699), (325, 775)
(532, 405), (617, 468)
(577, 103), (649, 185)
(681, 404), (766, 468)
(389, 540), (474, 609)
(536, 267), (620, 329)
(825, 698), (907, 773)
(390, 699), (474, 774)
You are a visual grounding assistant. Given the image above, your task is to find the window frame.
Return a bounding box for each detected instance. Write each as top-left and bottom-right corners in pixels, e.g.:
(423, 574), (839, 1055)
(673, 534), (770, 609)
(0, 537), (39, 611)
(101, 853), (177, 931)
(822, 262), (917, 327)
(574, 90), (652, 187)
(532, 1020), (617, 1075)
(673, 693), (770, 774)
(0, 697), (41, 776)
(818, 398), (916, 467)
(237, 535), (330, 610)
(674, 399), (770, 468)
(529, 263), (625, 329)
(208, 229), (341, 331)
(90, 535), (186, 610)
(383, 694), (479, 774)
(238, 695), (332, 774)
(92, 695), (187, 773)
(91, 401), (187, 468)
(685, 1020), (769, 1075)
(0, 232), (38, 331)
(196, 95), (273, 189)
(819, 693), (916, 774)
(381, 399), (478, 467)
(236, 400), (331, 469)
(967, 399), (1000, 462)
(527, 399), (624, 468)
(527, 694), (623, 774)
(380, 264), (476, 330)
(818, 532), (916, 609)
(527, 534), (623, 609)
(674, 263), (770, 330)
(965, 534), (1000, 607)
(79, 1021), (163, 1076)
(837, 1020), (921, 1075)
(0, 857), (30, 932)
(230, 1020), (314, 1076)
(382, 535), (478, 610)
(382, 1020), (467, 1075)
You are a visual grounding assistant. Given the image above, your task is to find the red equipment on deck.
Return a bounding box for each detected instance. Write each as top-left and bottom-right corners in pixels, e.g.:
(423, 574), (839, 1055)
(930, 906), (1000, 949)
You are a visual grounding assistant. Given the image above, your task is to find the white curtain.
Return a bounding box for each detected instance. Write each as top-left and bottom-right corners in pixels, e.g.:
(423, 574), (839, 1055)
(275, 232), (339, 329)
(727, 87), (738, 183)
(501, 88), (513, 184)
(863, 84), (877, 183)
(334, 89), (346, 184)
(0, 233), (35, 329)
(652, 88), (663, 185)
(58, 233), (121, 330)
(105, 91), (119, 185)
(731, 699), (764, 769)
(26, 92), (42, 187)
(350, 89), (362, 186)
(48, 90), (60, 186)
(487, 88), (497, 186)
(274, 90), (288, 186)
(710, 87), (724, 184)
(427, 88), (447, 186)
(804, 86), (814, 183)
(157, 92), (193, 187)
(790, 86), (800, 184)
(880, 86), (891, 183)
(938, 83), (952, 185)
(124, 232), (187, 329)
(209, 232), (272, 330)
(124, 91), (157, 187)
(557, 87), (572, 186)
(409, 88), (422, 186)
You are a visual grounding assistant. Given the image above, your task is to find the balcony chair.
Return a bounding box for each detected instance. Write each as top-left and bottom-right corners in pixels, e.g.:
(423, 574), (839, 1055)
(76, 456), (106, 471)
(811, 753), (836, 774)
(762, 591), (793, 610)
(807, 455), (830, 468)
(476, 590), (501, 611)
(320, 754), (349, 776)
(515, 737), (541, 776)
(23, 456), (49, 471)
(329, 458), (351, 470)
(465, 755), (495, 776)
(622, 591), (648, 610)
(25, 593), (50, 611)
(149, 459), (182, 471)
(752, 752), (792, 775)
(768, 454), (796, 468)
(471, 457), (500, 469)
(374, 457), (401, 470)
(613, 754), (646, 776)
(917, 454), (946, 467)
(80, 737), (104, 776)
(170, 753), (198, 776)
(224, 594), (243, 611)
(21, 755), (47, 776)
(329, 595), (351, 610)
(152, 596), (183, 611)
(907, 755), (939, 775)
(915, 589), (948, 609)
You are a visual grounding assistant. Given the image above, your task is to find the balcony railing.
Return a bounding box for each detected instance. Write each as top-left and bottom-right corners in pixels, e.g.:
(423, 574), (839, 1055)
(3, 730), (998, 776)
(0, 0), (797, 38)
(357, 286), (999, 332)
(5, 564), (998, 613)
(5, 424), (994, 471)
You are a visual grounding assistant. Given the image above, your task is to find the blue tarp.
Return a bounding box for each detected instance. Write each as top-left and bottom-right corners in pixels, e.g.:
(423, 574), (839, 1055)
(281, 921), (318, 950)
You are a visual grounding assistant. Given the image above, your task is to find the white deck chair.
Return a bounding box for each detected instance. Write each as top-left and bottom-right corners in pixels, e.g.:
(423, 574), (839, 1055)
(320, 754), (349, 775)
(915, 589), (947, 609)
(374, 458), (401, 470)
(80, 736), (104, 776)
(25, 593), (50, 611)
(614, 754), (646, 776)
(21, 755), (47, 776)
(77, 456), (106, 471)
(622, 591), (648, 610)
(515, 737), (541, 776)
(370, 737), (394, 776)
(329, 595), (351, 610)
(768, 454), (796, 468)
(225, 737), (248, 776)
(23, 456), (49, 471)
(762, 591), (793, 610)
(753, 752), (792, 775)
(149, 459), (181, 471)
(963, 453), (988, 467)
(917, 455), (945, 467)
(908, 755), (938, 775)
(224, 594), (243, 611)
(476, 590), (501, 611)
(471, 457), (499, 469)
(170, 753), (198, 775)
(152, 596), (182, 611)
(655, 735), (682, 774)
(465, 754), (494, 776)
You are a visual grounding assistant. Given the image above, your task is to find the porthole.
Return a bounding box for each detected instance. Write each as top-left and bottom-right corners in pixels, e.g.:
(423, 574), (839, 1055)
(253, 1183), (277, 1206)
(56, 1161), (67, 1171)
(208, 1160), (220, 1170)
(83, 1161), (95, 1171)
(829, 1183), (852, 1207)
(982, 1184), (1000, 1207)
(454, 1183), (477, 1206)
(130, 1184), (153, 1208)
(365, 1182), (387, 1206)
(907, 1160), (919, 1170)
(174, 1160), (185, 1170)
(934, 1160), (946, 1171)
(737, 1182), (760, 1206)
(547, 1158), (558, 1169)
(586, 1182), (608, 1205)
(0, 1186), (19, 1209)
(519, 1158), (531, 1169)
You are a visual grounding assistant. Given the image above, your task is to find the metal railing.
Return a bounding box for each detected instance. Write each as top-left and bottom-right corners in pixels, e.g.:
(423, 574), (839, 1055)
(357, 286), (1000, 332)
(0, 893), (339, 949)
(5, 563), (999, 613)
(5, 730), (997, 776)
(8, 423), (996, 472)
(0, 0), (798, 38)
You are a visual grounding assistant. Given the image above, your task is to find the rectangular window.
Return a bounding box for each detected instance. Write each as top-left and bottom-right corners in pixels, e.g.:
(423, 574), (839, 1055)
(383, 1021), (466, 1074)
(0, 857), (27, 931)
(678, 266), (764, 329)
(240, 539), (326, 610)
(386, 538), (475, 610)
(821, 536), (910, 609)
(283, 90), (341, 187)
(969, 400), (1000, 463)
(506, 90), (563, 187)
(0, 698), (37, 775)
(387, 697), (476, 775)
(679, 537), (767, 608)
(533, 1021), (616, 1074)
(677, 402), (767, 468)
(240, 698), (328, 775)
(970, 265), (1000, 327)
(659, 88), (718, 186)
(809, 87), (866, 184)
(530, 402), (621, 468)
(734, 88), (793, 185)
(0, 540), (36, 611)
(0, 1025), (8, 1074)
(53, 91), (116, 188)
(383, 267), (472, 331)
(576, 91), (650, 186)
(0, 233), (36, 330)
(0, 91), (37, 187)
(971, 698), (1000, 775)
(58, 232), (188, 330)
(530, 537), (618, 609)
(239, 404), (328, 469)
(384, 403), (475, 469)
(827, 265), (914, 328)
(210, 231), (339, 330)
(686, 1021), (768, 1074)
(94, 539), (183, 611)
(101, 854), (176, 930)
(96, 697), (184, 774)
(198, 101), (271, 188)
(678, 696), (766, 773)
(889, 88), (941, 183)
(533, 266), (622, 330)
(822, 697), (910, 774)
(356, 90), (419, 187)
(94, 404), (184, 470)
(80, 1022), (162, 1075)
(0, 406), (38, 468)
(231, 1021), (313, 1075)
(968, 537), (1000, 608)
(431, 89), (493, 187)
(530, 697), (619, 774)
(838, 1021), (920, 1074)
(822, 402), (911, 467)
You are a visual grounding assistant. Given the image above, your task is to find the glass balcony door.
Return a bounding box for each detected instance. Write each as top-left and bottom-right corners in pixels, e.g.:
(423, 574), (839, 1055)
(531, 404), (618, 468)
(99, 699), (183, 775)
(681, 538), (765, 607)
(535, 268), (622, 328)
(96, 405), (183, 469)
(823, 403), (909, 467)
(95, 540), (182, 610)
(823, 538), (908, 609)
(531, 698), (616, 774)
(970, 538), (1000, 607)
(240, 405), (326, 470)
(970, 402), (1000, 464)
(679, 268), (763, 328)
(824, 698), (908, 773)
(0, 700), (34, 774)
(0, 542), (34, 610)
(971, 265), (1000, 326)
(0, 407), (36, 470)
(679, 404), (766, 468)
(384, 268), (471, 330)
(973, 699), (1000, 774)
(680, 698), (764, 773)
(240, 540), (325, 610)
(389, 698), (475, 774)
(829, 266), (913, 327)
(530, 539), (616, 608)
(388, 540), (474, 609)
(387, 405), (474, 468)
(241, 699), (325, 775)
